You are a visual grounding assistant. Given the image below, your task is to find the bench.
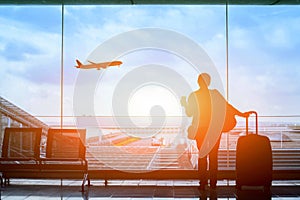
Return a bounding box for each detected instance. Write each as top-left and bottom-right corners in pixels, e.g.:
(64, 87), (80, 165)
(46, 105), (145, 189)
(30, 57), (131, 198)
(0, 127), (89, 192)
(40, 128), (89, 191)
(2, 127), (300, 188)
(0, 128), (42, 186)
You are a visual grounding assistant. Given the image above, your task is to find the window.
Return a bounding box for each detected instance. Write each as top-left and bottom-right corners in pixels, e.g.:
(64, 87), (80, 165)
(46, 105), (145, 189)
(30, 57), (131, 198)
(1, 3), (299, 171)
(0, 6), (62, 125)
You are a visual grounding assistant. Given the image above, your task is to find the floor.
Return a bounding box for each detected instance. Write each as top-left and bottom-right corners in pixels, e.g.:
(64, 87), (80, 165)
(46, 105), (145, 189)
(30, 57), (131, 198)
(1, 179), (300, 199)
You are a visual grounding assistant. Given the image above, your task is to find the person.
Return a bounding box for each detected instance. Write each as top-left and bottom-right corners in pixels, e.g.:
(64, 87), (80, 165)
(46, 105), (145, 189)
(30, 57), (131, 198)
(181, 73), (249, 190)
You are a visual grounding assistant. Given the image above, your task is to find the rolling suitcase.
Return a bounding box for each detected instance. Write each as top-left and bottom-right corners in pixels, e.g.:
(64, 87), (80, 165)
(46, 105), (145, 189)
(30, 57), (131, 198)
(236, 111), (272, 190)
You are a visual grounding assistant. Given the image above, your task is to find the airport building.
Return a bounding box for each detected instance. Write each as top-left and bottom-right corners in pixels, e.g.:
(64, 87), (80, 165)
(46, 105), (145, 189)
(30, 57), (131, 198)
(1, 1), (300, 199)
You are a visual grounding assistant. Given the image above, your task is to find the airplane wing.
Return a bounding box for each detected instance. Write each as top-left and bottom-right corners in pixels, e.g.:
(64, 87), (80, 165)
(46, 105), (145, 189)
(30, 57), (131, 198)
(87, 60), (97, 65)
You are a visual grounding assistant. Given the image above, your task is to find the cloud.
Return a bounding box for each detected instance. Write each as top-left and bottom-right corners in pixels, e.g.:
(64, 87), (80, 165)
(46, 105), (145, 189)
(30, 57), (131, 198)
(2, 42), (41, 61)
(225, 6), (300, 117)
(0, 72), (61, 117)
(0, 14), (61, 85)
(0, 9), (63, 119)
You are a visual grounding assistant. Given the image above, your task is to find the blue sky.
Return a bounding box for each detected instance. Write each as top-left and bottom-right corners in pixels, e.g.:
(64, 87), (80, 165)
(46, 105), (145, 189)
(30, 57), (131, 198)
(0, 5), (300, 124)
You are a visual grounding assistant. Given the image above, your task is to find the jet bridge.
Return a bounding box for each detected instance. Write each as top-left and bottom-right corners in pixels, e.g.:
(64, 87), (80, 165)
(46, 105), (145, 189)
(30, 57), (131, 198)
(0, 96), (49, 137)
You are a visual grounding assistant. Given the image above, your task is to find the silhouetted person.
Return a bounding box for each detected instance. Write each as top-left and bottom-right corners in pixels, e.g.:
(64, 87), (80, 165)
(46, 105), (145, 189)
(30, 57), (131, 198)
(181, 73), (249, 190)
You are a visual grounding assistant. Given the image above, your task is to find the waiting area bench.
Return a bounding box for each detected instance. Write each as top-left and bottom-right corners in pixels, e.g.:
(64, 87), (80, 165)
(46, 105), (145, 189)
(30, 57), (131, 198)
(0, 127), (89, 192)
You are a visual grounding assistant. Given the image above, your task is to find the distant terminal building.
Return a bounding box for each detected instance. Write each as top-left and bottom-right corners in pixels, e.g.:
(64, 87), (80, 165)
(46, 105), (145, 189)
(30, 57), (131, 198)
(0, 96), (49, 144)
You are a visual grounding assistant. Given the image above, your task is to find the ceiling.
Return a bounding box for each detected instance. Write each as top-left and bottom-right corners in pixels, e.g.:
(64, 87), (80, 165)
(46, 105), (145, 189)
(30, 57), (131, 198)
(0, 0), (300, 5)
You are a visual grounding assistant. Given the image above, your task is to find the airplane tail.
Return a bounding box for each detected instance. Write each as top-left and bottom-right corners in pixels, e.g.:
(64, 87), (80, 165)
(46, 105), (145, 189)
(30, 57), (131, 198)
(76, 59), (82, 67)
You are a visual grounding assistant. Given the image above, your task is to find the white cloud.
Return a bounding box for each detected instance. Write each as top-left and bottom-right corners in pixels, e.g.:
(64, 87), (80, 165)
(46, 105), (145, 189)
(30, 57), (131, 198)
(226, 7), (300, 117)
(0, 12), (62, 121)
(0, 72), (60, 117)
(0, 15), (61, 83)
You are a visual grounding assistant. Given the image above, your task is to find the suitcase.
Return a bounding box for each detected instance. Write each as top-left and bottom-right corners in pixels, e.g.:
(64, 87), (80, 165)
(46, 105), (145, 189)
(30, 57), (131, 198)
(236, 111), (272, 190)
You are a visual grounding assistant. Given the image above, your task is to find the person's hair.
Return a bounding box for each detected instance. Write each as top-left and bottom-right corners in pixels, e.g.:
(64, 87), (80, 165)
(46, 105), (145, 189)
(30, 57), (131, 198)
(198, 73), (211, 87)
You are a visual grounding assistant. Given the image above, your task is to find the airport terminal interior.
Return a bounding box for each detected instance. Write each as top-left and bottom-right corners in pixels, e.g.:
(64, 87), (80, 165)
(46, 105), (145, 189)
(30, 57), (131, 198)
(1, 0), (300, 199)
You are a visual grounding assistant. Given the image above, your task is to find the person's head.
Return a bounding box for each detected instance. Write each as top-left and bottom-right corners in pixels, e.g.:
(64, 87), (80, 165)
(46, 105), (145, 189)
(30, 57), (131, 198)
(197, 73), (211, 88)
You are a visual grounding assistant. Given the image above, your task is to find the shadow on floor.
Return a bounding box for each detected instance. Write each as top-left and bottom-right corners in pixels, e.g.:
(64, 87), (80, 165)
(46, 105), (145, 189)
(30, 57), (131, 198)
(1, 184), (300, 199)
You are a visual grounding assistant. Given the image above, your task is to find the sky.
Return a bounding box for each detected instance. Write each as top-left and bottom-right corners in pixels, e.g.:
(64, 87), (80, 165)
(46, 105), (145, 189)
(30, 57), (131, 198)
(0, 5), (300, 125)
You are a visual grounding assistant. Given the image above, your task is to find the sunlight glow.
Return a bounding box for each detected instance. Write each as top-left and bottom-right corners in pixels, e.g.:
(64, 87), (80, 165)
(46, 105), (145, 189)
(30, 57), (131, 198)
(128, 84), (182, 117)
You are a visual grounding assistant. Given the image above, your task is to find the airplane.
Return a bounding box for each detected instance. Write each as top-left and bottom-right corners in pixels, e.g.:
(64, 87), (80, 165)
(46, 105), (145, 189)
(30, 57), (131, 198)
(75, 59), (122, 70)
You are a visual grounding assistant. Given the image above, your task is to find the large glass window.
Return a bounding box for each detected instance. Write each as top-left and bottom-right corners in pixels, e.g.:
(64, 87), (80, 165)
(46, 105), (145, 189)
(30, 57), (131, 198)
(1, 3), (300, 171)
(63, 5), (226, 171)
(229, 6), (300, 150)
(63, 5), (226, 116)
(0, 6), (62, 125)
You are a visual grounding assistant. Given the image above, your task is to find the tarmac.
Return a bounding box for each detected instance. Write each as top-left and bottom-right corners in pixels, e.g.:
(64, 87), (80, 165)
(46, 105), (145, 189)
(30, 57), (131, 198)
(1, 179), (300, 199)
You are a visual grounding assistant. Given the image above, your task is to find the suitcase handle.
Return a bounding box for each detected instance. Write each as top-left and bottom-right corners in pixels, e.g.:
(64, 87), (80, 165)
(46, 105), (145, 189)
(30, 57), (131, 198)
(246, 111), (258, 135)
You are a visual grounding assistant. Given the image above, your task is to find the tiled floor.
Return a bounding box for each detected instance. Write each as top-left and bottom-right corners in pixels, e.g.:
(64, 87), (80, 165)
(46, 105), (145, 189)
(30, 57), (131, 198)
(1, 179), (300, 199)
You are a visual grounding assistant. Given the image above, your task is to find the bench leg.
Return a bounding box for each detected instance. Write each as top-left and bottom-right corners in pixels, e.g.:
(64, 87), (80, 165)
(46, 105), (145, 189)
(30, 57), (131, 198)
(81, 173), (90, 192)
(4, 178), (9, 186)
(85, 173), (90, 186)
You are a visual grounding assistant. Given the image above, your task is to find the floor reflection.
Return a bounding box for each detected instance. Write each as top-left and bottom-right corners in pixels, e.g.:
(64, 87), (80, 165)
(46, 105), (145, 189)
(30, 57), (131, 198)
(1, 180), (300, 199)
